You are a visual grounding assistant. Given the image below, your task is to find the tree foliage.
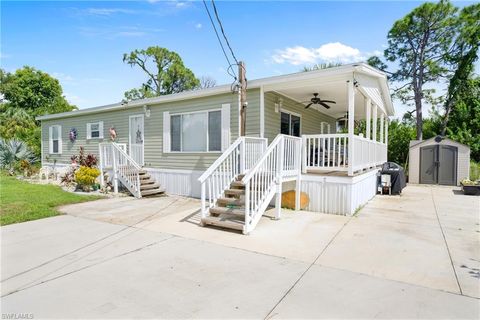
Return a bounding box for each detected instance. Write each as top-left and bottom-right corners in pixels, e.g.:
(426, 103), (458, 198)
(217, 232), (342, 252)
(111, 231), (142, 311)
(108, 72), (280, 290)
(0, 67), (75, 157)
(384, 0), (458, 140)
(123, 46), (200, 101)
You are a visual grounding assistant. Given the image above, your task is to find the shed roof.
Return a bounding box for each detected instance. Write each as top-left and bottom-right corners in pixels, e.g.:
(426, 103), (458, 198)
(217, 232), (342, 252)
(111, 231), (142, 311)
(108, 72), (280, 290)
(409, 136), (470, 150)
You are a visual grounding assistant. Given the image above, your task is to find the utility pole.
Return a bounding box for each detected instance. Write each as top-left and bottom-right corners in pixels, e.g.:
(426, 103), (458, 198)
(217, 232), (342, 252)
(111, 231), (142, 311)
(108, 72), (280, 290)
(238, 61), (247, 136)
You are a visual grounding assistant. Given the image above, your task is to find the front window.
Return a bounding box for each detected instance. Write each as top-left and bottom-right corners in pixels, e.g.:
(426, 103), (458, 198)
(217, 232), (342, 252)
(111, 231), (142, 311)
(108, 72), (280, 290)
(87, 122), (103, 139)
(280, 111), (301, 137)
(171, 110), (221, 152)
(49, 125), (61, 154)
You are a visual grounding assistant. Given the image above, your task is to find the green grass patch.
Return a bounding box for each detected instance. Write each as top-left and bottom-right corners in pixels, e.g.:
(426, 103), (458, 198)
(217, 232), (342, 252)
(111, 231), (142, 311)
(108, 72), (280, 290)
(0, 174), (102, 226)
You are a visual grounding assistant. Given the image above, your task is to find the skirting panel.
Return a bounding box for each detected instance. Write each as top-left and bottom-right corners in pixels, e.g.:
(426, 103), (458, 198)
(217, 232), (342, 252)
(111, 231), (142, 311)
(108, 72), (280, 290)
(301, 170), (378, 216)
(144, 168), (203, 198)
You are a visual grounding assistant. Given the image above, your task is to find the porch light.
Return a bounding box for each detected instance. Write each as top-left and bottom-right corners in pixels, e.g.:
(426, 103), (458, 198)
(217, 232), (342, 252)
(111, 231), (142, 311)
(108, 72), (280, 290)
(143, 105), (151, 118)
(274, 98), (283, 113)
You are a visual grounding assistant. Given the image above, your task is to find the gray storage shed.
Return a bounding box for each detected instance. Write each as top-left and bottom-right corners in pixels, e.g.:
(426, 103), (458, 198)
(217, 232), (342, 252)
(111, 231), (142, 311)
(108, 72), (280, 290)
(409, 136), (470, 186)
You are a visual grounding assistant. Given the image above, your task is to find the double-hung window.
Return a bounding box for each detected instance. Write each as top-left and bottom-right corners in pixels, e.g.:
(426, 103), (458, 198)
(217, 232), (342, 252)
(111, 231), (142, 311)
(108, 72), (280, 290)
(170, 110), (222, 152)
(49, 125), (62, 154)
(280, 111), (301, 137)
(87, 121), (104, 139)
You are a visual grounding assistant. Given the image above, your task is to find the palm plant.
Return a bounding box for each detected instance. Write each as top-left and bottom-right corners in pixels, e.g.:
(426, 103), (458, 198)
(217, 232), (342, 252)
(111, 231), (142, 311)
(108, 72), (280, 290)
(0, 139), (38, 170)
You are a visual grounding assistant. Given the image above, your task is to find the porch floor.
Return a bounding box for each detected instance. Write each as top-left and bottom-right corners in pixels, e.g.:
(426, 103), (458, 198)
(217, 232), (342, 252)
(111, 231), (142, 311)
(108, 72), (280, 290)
(305, 167), (379, 177)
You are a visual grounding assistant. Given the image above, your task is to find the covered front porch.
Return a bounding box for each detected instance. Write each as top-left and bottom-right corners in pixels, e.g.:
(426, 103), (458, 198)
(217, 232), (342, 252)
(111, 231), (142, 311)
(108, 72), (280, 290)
(259, 64), (393, 176)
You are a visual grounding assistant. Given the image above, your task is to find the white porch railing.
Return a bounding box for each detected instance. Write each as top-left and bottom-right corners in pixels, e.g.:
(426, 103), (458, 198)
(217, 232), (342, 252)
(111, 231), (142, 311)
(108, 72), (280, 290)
(303, 134), (387, 174)
(130, 144), (144, 166)
(242, 135), (302, 234)
(111, 142), (142, 198)
(99, 143), (127, 169)
(352, 135), (387, 172)
(198, 137), (268, 218)
(303, 134), (349, 171)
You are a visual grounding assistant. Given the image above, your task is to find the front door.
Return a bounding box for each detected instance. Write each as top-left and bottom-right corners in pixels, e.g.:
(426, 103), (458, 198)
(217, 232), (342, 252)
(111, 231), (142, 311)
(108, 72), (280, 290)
(129, 115), (144, 165)
(420, 145), (457, 185)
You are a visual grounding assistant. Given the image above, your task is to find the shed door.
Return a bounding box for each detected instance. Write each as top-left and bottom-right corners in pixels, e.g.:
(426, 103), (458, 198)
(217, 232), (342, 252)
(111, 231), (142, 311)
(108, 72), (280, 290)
(438, 145), (457, 185)
(420, 146), (437, 184)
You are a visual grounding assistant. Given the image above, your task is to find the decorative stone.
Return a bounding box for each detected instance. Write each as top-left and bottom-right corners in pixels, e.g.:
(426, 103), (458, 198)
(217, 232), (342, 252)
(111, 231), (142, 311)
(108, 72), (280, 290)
(281, 190), (309, 210)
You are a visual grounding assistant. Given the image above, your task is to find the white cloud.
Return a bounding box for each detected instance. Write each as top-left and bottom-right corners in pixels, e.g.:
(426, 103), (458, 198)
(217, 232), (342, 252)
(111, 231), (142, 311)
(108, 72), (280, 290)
(85, 8), (137, 16)
(195, 23), (202, 29)
(272, 42), (370, 65)
(52, 72), (74, 82)
(64, 93), (83, 106)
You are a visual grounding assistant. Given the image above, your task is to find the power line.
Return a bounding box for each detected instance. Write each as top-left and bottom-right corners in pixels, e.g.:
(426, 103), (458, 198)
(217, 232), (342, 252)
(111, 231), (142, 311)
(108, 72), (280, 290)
(211, 0), (239, 66)
(201, 0), (237, 80)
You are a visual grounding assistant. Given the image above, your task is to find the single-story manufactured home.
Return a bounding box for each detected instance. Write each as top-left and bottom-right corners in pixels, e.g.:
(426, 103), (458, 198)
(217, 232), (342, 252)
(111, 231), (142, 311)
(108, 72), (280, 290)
(38, 63), (394, 233)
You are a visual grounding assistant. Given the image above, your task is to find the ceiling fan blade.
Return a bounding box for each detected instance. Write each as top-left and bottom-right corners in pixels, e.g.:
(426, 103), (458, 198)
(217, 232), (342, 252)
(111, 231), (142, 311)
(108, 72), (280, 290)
(305, 102), (313, 109)
(319, 101), (331, 109)
(320, 100), (336, 104)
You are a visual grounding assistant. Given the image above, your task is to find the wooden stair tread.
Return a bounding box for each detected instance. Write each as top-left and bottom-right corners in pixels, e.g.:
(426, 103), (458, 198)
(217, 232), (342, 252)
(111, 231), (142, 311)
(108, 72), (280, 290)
(140, 183), (161, 190)
(141, 188), (165, 197)
(217, 197), (245, 206)
(224, 189), (245, 196)
(201, 216), (244, 231)
(209, 207), (245, 216)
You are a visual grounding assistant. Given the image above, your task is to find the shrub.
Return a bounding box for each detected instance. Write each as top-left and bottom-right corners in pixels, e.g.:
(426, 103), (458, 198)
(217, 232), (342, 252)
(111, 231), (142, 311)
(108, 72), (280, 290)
(470, 161), (480, 181)
(0, 139), (38, 170)
(74, 166), (100, 191)
(71, 147), (97, 168)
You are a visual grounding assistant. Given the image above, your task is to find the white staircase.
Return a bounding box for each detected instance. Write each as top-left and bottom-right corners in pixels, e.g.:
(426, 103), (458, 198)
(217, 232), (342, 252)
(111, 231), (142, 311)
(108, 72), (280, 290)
(99, 142), (164, 198)
(199, 135), (302, 234)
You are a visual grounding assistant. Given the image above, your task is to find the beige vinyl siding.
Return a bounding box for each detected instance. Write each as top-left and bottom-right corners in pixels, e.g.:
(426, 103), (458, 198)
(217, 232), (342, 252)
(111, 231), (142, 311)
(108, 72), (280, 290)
(264, 92), (337, 143)
(42, 89), (261, 171)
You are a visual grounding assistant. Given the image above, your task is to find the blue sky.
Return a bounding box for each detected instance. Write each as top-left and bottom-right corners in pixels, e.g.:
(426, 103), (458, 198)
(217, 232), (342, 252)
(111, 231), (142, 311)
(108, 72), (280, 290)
(1, 0), (477, 115)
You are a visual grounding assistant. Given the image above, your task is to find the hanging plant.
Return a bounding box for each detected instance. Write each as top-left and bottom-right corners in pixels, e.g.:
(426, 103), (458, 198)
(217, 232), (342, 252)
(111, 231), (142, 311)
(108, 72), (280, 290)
(69, 128), (77, 142)
(109, 127), (117, 141)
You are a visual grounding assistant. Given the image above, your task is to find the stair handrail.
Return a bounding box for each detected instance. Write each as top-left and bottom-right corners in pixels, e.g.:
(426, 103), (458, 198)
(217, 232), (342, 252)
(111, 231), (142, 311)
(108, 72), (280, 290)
(111, 142), (142, 198)
(241, 134), (302, 233)
(198, 136), (267, 219)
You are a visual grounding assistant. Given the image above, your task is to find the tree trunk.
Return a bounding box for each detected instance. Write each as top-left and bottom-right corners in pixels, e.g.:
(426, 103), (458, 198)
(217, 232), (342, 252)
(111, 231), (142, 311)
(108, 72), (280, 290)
(414, 92), (423, 140)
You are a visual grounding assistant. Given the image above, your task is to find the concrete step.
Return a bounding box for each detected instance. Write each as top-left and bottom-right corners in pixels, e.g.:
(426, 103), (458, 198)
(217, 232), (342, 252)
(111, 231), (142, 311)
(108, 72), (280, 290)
(216, 197), (245, 207)
(141, 187), (165, 197)
(209, 207), (245, 217)
(140, 183), (161, 190)
(201, 216), (244, 232)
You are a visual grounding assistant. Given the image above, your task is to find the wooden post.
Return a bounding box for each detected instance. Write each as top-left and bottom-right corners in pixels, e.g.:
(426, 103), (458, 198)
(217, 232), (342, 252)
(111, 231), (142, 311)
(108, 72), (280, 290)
(295, 139), (302, 211)
(385, 118), (389, 146)
(373, 104), (378, 142)
(275, 136), (284, 219)
(239, 61), (247, 136)
(347, 80), (355, 176)
(112, 146), (119, 194)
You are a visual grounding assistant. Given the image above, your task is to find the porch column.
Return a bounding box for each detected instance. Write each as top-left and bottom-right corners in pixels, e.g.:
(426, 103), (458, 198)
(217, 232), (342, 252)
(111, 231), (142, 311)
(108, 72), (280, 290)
(365, 98), (371, 140)
(380, 112), (384, 144)
(372, 104), (378, 142)
(347, 80), (355, 176)
(385, 117), (389, 146)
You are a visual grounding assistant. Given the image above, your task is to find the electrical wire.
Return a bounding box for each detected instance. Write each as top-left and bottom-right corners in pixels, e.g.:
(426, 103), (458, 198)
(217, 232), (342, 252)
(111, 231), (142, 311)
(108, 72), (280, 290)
(202, 0), (237, 80)
(211, 0), (239, 66)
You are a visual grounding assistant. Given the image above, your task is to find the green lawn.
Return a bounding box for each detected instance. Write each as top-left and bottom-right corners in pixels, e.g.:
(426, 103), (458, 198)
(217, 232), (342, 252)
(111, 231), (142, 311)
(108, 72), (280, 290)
(0, 174), (102, 226)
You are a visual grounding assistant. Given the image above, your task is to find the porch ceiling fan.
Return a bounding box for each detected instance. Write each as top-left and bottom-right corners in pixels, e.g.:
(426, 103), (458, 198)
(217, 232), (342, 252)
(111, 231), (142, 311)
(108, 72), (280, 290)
(303, 93), (336, 109)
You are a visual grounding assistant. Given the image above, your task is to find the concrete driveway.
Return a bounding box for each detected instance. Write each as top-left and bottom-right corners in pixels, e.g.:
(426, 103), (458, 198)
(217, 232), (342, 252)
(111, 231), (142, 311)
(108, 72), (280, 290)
(1, 185), (479, 319)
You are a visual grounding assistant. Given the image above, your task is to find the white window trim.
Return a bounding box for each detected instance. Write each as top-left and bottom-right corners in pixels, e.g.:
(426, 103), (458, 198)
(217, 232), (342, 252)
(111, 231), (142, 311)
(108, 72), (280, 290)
(48, 125), (62, 154)
(86, 121), (104, 140)
(169, 108), (223, 154)
(280, 109), (302, 136)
